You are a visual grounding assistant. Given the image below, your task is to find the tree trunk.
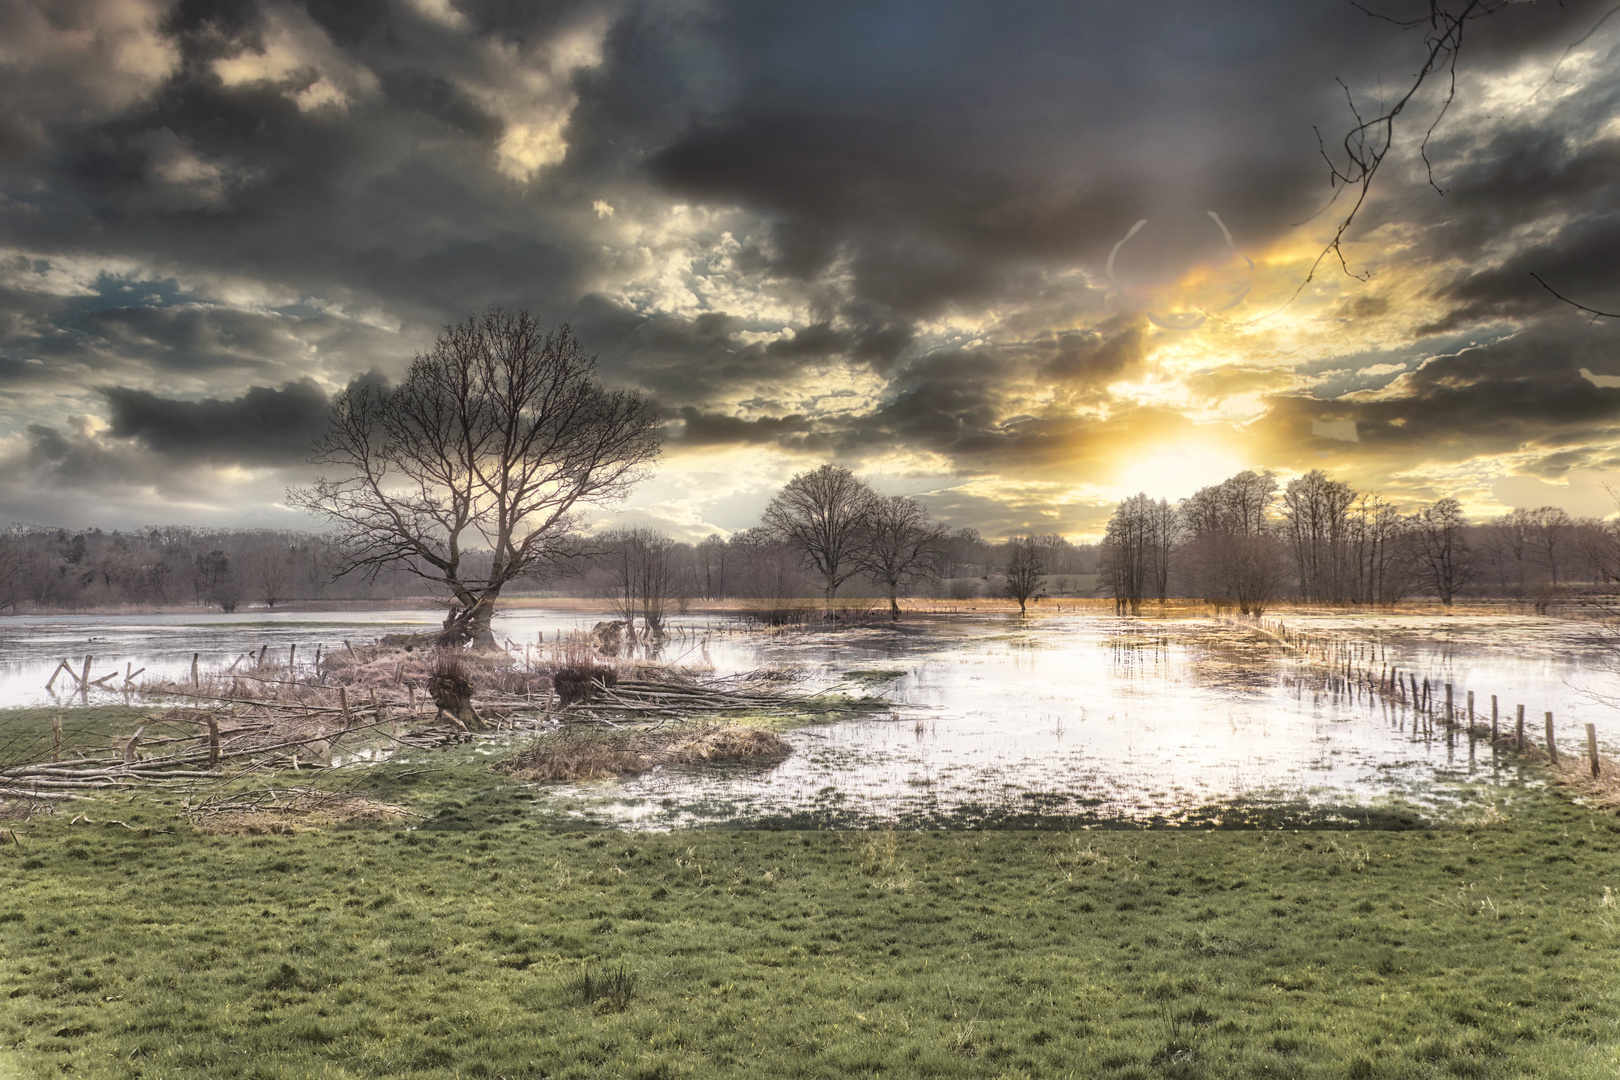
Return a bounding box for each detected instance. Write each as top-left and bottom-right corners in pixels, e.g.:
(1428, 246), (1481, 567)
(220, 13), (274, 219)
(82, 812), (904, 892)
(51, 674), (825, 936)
(889, 587), (900, 621)
(440, 592), (500, 649)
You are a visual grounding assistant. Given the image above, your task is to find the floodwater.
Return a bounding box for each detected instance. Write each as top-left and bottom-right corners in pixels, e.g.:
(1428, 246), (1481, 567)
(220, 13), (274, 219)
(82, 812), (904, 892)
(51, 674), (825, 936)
(2, 607), (1615, 829)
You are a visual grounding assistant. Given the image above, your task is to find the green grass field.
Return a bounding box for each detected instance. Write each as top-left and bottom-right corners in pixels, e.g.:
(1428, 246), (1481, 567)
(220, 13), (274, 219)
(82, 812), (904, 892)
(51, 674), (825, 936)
(2, 714), (1619, 1079)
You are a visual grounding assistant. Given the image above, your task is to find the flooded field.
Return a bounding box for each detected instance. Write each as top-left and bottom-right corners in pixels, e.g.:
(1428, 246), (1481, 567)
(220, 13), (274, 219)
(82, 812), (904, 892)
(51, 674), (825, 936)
(3, 607), (1615, 828)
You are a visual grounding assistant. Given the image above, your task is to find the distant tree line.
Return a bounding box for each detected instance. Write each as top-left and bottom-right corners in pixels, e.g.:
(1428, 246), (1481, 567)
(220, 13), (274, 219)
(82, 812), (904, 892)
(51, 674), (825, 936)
(579, 464), (1100, 635)
(1100, 468), (1620, 614)
(11, 463), (1606, 619)
(0, 526), (437, 612)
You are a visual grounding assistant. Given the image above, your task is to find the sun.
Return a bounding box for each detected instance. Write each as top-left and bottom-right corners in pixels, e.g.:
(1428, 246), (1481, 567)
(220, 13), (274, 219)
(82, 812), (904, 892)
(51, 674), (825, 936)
(1112, 440), (1245, 501)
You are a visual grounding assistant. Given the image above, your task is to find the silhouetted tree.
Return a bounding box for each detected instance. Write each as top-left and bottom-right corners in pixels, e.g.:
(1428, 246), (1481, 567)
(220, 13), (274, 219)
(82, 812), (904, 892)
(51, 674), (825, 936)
(293, 311), (661, 647)
(1408, 498), (1476, 606)
(762, 464), (877, 617)
(1102, 494), (1176, 614)
(855, 495), (947, 620)
(1003, 536), (1045, 615)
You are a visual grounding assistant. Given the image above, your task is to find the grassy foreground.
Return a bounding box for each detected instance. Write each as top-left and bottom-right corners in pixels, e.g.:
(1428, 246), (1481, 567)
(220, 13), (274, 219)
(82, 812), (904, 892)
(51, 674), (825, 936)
(2, 781), (1618, 1080)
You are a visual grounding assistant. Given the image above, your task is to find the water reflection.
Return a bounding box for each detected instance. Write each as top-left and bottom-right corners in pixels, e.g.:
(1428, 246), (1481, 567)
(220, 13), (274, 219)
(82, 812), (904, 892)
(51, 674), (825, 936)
(0, 608), (1612, 828)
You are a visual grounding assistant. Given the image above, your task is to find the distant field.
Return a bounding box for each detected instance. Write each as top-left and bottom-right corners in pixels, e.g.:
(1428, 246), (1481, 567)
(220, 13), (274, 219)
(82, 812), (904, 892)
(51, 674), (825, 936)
(2, 728), (1618, 1079)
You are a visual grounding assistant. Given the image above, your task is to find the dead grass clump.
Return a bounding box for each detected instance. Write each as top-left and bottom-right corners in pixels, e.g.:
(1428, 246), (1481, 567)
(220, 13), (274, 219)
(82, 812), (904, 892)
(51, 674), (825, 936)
(663, 725), (791, 764)
(553, 664), (617, 706)
(1551, 757), (1620, 810)
(186, 790), (410, 835)
(498, 724), (791, 782)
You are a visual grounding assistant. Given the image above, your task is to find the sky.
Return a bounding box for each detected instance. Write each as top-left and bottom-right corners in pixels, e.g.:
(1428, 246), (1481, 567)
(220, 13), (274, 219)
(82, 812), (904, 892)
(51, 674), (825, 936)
(2, 0), (1619, 541)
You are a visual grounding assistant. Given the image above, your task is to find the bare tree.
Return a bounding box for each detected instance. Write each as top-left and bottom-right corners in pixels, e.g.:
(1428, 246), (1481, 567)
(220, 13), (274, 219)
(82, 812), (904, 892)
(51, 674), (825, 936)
(1181, 470), (1286, 614)
(599, 527), (679, 640)
(1281, 470), (1357, 603)
(245, 544), (295, 608)
(1003, 536), (1045, 615)
(0, 533), (23, 612)
(762, 464), (877, 617)
(1408, 497), (1477, 606)
(1101, 493), (1176, 615)
(855, 495), (947, 620)
(293, 311), (661, 648)
(1483, 507), (1535, 594)
(1528, 506), (1574, 587)
(694, 534), (731, 599)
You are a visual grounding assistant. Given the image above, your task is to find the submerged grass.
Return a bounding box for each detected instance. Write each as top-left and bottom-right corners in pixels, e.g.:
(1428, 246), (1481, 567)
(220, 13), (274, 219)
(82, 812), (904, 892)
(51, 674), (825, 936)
(0, 765), (1618, 1078)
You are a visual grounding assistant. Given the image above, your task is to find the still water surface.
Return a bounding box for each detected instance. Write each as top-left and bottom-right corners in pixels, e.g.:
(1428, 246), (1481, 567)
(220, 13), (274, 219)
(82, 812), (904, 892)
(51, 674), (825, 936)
(2, 608), (1614, 828)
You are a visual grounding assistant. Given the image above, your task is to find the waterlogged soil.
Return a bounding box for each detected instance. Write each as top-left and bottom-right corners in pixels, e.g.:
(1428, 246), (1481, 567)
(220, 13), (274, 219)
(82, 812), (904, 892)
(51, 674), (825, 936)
(4, 608), (1619, 828)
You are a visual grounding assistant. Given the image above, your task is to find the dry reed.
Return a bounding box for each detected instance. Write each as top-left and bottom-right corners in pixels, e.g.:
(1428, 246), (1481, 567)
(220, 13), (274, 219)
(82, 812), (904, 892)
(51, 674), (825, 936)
(497, 724), (792, 782)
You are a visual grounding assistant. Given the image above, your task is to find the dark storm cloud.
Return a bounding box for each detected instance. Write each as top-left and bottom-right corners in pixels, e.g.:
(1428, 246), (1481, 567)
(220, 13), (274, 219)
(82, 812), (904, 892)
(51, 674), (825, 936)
(672, 406), (811, 446)
(4, 0), (1620, 529)
(1261, 322), (1620, 460)
(101, 379), (330, 464)
(640, 1), (1616, 320)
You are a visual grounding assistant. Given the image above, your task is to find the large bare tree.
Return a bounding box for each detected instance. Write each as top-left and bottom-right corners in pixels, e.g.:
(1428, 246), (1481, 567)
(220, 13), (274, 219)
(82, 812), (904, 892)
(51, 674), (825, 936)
(762, 464), (877, 617)
(293, 311), (661, 648)
(855, 495), (947, 620)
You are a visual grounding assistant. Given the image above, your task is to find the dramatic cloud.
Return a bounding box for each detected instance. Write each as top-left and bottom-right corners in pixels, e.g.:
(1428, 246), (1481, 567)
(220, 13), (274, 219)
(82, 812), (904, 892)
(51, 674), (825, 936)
(101, 379), (330, 465)
(2, 0), (1619, 534)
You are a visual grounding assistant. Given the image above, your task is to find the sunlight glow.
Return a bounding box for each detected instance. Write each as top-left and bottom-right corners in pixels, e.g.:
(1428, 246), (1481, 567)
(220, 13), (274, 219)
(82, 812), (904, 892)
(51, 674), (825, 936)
(1112, 440), (1245, 501)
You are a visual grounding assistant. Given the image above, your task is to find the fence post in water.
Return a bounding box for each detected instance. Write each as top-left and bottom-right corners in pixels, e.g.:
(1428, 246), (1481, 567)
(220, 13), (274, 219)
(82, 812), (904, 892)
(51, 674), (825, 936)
(80, 655), (92, 701)
(1516, 705), (1526, 748)
(289, 644), (296, 675)
(52, 715), (61, 763)
(1587, 723), (1601, 778)
(1446, 684), (1454, 727)
(191, 653), (199, 687)
(1491, 695), (1498, 740)
(1466, 691), (1474, 735)
(257, 644), (268, 669)
(1545, 712), (1558, 765)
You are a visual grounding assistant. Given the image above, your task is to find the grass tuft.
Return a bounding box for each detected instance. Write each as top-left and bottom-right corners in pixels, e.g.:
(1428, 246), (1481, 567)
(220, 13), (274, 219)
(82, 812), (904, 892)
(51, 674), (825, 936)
(573, 963), (637, 1012)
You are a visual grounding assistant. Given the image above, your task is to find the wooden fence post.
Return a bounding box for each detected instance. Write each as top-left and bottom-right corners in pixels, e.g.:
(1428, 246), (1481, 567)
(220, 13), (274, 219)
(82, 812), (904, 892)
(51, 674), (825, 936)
(1466, 691), (1474, 734)
(1491, 695), (1498, 740)
(207, 715), (220, 767)
(339, 687), (352, 729)
(1586, 723), (1601, 779)
(1516, 705), (1525, 748)
(52, 715), (61, 763)
(1545, 712), (1558, 765)
(289, 644), (297, 675)
(80, 655), (92, 701)
(191, 653), (199, 687)
(1446, 684), (1454, 727)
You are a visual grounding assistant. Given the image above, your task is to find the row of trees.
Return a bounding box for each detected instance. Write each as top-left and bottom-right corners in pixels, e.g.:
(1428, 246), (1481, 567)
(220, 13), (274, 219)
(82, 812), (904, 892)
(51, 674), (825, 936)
(1101, 468), (1620, 614)
(0, 527), (436, 612)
